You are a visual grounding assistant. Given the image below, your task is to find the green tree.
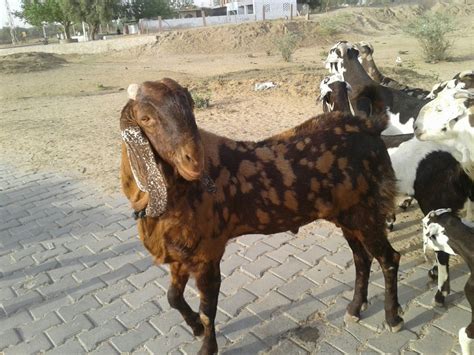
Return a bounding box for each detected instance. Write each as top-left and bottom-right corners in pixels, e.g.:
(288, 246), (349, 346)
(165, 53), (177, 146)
(16, 0), (74, 39)
(123, 0), (173, 21)
(68, 0), (121, 40)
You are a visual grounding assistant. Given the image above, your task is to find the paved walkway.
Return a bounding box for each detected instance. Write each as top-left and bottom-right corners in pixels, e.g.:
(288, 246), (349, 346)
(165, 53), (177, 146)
(0, 163), (470, 354)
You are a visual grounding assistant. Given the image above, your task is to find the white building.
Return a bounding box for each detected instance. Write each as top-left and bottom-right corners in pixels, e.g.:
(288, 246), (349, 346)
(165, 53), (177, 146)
(192, 0), (296, 19)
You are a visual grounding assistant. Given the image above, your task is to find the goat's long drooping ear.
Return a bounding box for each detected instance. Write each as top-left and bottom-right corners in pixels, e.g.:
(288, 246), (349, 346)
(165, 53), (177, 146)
(120, 100), (168, 218)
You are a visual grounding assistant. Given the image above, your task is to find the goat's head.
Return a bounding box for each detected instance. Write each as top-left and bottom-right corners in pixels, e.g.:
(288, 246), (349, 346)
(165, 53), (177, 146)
(325, 41), (360, 76)
(355, 41), (374, 63)
(422, 208), (456, 255)
(120, 78), (206, 216)
(415, 85), (474, 141)
(426, 70), (474, 100)
(319, 73), (352, 113)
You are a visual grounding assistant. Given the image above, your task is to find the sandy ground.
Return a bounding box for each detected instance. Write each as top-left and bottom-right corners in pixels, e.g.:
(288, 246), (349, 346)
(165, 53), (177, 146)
(0, 4), (472, 265)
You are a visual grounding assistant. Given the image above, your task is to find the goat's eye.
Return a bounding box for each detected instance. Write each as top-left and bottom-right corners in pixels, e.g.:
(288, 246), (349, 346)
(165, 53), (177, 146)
(141, 116), (151, 123)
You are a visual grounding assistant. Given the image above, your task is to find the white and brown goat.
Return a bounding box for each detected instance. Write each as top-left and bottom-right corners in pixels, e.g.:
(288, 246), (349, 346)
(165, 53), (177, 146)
(121, 78), (404, 354)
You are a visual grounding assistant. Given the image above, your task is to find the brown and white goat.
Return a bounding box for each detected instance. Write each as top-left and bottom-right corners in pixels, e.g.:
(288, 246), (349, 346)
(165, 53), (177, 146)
(355, 42), (430, 100)
(120, 78), (404, 354)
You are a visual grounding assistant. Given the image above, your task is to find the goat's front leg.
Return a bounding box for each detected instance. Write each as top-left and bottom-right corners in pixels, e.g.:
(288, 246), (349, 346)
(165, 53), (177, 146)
(195, 261), (221, 355)
(168, 262), (204, 336)
(459, 274), (474, 355)
(433, 251), (450, 306)
(342, 229), (373, 322)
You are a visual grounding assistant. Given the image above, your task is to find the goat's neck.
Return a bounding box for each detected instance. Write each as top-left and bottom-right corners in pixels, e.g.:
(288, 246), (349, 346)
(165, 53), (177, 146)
(361, 57), (385, 83)
(342, 61), (374, 92)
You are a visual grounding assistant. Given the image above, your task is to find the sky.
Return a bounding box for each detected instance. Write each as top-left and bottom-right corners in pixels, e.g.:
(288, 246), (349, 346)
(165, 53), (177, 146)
(1, 0), (27, 28)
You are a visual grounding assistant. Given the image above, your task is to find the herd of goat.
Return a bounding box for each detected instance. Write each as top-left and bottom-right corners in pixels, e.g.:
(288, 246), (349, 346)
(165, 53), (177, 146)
(119, 41), (474, 354)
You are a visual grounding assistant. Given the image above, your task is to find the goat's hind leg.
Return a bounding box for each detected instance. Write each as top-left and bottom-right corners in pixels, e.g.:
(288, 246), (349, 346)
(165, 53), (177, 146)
(342, 228), (373, 323)
(459, 274), (474, 355)
(433, 251), (450, 306)
(168, 262), (204, 336)
(360, 228), (404, 332)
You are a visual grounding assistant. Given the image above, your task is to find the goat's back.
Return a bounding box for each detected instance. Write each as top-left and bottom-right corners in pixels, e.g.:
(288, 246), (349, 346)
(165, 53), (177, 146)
(414, 151), (474, 214)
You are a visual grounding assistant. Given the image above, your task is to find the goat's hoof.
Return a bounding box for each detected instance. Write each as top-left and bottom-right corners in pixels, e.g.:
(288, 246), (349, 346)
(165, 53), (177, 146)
(361, 302), (368, 312)
(191, 322), (204, 337)
(197, 341), (218, 355)
(398, 305), (404, 316)
(428, 266), (438, 281)
(344, 311), (360, 324)
(388, 317), (404, 333)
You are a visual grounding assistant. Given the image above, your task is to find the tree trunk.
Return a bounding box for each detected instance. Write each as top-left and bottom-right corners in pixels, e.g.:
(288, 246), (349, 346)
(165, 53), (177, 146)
(62, 21), (72, 39)
(88, 22), (99, 40)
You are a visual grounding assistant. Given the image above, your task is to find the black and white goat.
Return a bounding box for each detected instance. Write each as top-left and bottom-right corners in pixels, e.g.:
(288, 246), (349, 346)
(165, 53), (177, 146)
(325, 41), (428, 135)
(355, 41), (430, 100)
(423, 208), (474, 355)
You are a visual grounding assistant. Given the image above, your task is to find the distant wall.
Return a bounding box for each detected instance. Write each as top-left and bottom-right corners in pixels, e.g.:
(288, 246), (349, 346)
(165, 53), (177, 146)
(0, 35), (157, 56)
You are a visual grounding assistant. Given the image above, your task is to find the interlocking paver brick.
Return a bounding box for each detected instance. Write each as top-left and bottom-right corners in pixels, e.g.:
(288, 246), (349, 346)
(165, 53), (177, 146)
(87, 299), (131, 325)
(126, 265), (166, 288)
(93, 280), (137, 305)
(109, 322), (158, 352)
(118, 301), (161, 328)
(46, 339), (86, 354)
(18, 311), (63, 341)
(410, 324), (457, 354)
(220, 270), (254, 296)
(244, 272), (285, 297)
(242, 255), (280, 278)
(58, 295), (101, 322)
(283, 297), (326, 323)
(1, 163), (471, 355)
(78, 319), (126, 351)
(3, 333), (53, 354)
(221, 332), (267, 355)
(145, 325), (194, 354)
(243, 240), (275, 261)
(266, 338), (309, 355)
(46, 314), (93, 346)
(122, 283), (165, 309)
(252, 314), (298, 347)
(89, 341), (120, 355)
(368, 329), (417, 354)
(2, 290), (43, 315)
(220, 254), (249, 277)
(219, 288), (257, 317)
(278, 276), (315, 301)
(247, 291), (290, 320)
(267, 243), (302, 263)
(0, 328), (22, 350)
(271, 256), (309, 280)
(295, 245), (328, 266)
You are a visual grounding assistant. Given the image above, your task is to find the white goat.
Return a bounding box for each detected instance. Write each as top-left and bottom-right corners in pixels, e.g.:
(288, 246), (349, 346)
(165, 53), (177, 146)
(415, 84), (474, 179)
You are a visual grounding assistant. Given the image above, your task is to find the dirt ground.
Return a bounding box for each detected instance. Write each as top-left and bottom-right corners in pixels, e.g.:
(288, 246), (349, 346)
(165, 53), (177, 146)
(0, 3), (473, 258)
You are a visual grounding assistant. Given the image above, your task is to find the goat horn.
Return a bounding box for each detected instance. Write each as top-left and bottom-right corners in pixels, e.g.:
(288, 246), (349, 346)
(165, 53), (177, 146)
(128, 84), (140, 100)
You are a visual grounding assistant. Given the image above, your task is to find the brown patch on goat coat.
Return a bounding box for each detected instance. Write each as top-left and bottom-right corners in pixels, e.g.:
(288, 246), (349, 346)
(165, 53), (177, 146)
(316, 151), (335, 174)
(256, 209), (270, 224)
(284, 190), (298, 212)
